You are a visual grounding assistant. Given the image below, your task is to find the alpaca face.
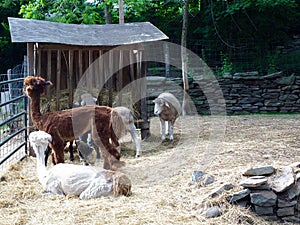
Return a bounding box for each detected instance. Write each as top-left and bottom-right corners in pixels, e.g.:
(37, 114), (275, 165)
(23, 76), (52, 97)
(153, 98), (168, 115)
(29, 131), (52, 158)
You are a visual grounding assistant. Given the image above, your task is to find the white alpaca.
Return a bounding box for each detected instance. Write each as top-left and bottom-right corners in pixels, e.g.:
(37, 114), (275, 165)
(29, 131), (131, 199)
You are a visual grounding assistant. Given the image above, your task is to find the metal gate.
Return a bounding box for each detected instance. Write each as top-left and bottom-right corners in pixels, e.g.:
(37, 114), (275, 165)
(0, 66), (27, 175)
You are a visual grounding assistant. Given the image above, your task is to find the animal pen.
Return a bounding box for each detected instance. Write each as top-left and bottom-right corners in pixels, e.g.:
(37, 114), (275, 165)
(8, 17), (168, 140)
(0, 65), (27, 175)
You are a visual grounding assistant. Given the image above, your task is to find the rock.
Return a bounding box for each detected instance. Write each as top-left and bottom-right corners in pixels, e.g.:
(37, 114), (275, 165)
(250, 191), (277, 207)
(191, 171), (205, 183)
(248, 183), (271, 190)
(262, 71), (283, 79)
(271, 166), (295, 193)
(254, 205), (274, 216)
(234, 71), (259, 77)
(281, 216), (300, 223)
(240, 176), (268, 188)
(229, 189), (251, 203)
(203, 175), (214, 185)
(243, 165), (275, 176)
(276, 207), (295, 217)
(205, 206), (222, 218)
(274, 73), (295, 85)
(285, 181), (300, 200)
(209, 183), (234, 198)
(277, 199), (297, 208)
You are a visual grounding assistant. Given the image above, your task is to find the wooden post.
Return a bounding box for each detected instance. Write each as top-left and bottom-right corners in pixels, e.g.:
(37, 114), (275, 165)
(140, 52), (150, 139)
(108, 50), (113, 107)
(117, 50), (124, 105)
(88, 50), (93, 91)
(68, 50), (74, 107)
(37, 48), (42, 76)
(164, 43), (170, 78)
(33, 43), (37, 76)
(78, 49), (83, 81)
(27, 43), (34, 76)
(46, 50), (51, 97)
(7, 69), (13, 115)
(98, 50), (104, 92)
(56, 50), (61, 110)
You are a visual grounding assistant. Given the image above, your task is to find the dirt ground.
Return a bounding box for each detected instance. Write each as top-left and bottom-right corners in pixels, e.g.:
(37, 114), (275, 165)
(0, 114), (300, 225)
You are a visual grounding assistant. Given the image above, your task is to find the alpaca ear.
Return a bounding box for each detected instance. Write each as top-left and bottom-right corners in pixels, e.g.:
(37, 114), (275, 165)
(164, 101), (170, 108)
(45, 81), (53, 86)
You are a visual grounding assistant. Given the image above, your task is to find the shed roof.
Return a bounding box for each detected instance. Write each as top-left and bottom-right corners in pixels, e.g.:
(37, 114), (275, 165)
(8, 17), (168, 46)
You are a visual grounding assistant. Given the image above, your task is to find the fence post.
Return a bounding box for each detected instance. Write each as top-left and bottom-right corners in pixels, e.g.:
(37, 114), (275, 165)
(7, 69), (13, 115)
(163, 43), (170, 78)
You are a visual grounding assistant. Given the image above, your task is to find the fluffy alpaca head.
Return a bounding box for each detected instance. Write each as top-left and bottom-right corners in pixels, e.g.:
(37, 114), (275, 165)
(29, 131), (52, 156)
(112, 172), (132, 196)
(24, 76), (52, 97)
(153, 97), (170, 115)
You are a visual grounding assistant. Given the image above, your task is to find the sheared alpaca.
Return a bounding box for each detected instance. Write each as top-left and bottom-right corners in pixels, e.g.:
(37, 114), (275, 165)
(29, 131), (131, 199)
(24, 76), (125, 170)
(112, 107), (141, 157)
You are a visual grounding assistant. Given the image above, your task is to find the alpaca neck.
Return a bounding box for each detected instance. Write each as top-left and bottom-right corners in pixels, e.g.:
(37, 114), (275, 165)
(29, 94), (43, 128)
(34, 145), (48, 187)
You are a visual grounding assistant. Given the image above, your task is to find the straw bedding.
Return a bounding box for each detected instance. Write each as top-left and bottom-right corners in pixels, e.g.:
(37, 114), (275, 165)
(1, 115), (299, 225)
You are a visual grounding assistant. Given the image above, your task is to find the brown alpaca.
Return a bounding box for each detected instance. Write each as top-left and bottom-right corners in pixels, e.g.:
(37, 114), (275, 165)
(24, 76), (125, 170)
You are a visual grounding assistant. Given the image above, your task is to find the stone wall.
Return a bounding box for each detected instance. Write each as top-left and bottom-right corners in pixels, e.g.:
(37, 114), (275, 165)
(147, 71), (300, 115)
(229, 163), (300, 223)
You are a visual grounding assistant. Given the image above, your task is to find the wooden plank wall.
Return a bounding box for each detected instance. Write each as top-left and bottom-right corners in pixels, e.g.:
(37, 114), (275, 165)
(33, 44), (147, 113)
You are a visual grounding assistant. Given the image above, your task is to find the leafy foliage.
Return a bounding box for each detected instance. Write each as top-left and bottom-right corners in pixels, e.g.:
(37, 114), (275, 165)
(0, 0), (299, 75)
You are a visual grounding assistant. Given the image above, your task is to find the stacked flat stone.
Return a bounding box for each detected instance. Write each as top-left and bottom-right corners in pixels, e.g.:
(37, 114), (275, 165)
(229, 163), (300, 223)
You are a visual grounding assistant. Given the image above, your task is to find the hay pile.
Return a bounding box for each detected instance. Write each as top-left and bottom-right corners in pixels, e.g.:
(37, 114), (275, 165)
(1, 115), (299, 225)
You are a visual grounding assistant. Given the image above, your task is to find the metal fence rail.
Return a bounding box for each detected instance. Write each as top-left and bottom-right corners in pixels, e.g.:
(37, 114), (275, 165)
(0, 70), (27, 175)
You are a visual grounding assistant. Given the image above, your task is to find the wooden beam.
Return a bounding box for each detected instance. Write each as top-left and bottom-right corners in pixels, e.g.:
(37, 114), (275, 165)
(78, 49), (83, 81)
(38, 43), (142, 51)
(117, 50), (123, 105)
(108, 50), (113, 107)
(56, 50), (61, 110)
(68, 50), (74, 107)
(88, 50), (93, 90)
(27, 43), (34, 76)
(37, 49), (42, 76)
(46, 50), (52, 97)
(140, 51), (150, 139)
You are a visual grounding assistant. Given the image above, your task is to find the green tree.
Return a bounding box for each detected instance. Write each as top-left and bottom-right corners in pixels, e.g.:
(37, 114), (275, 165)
(0, 0), (27, 74)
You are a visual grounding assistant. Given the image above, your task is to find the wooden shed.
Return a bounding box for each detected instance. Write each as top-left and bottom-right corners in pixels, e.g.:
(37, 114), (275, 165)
(8, 17), (168, 139)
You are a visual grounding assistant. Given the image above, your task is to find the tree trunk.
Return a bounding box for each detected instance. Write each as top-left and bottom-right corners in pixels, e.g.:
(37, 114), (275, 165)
(118, 0), (124, 24)
(104, 2), (112, 24)
(181, 0), (191, 116)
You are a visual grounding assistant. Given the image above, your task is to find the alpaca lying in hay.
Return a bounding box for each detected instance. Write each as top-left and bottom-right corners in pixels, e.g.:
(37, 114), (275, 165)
(24, 76), (124, 170)
(29, 131), (131, 199)
(153, 92), (181, 141)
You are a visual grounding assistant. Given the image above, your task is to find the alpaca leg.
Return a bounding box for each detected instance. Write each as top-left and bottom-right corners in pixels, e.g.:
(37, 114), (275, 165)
(77, 149), (89, 166)
(160, 118), (166, 141)
(49, 141), (65, 165)
(127, 123), (141, 157)
(168, 121), (174, 141)
(101, 138), (124, 171)
(109, 133), (121, 160)
(69, 141), (75, 161)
